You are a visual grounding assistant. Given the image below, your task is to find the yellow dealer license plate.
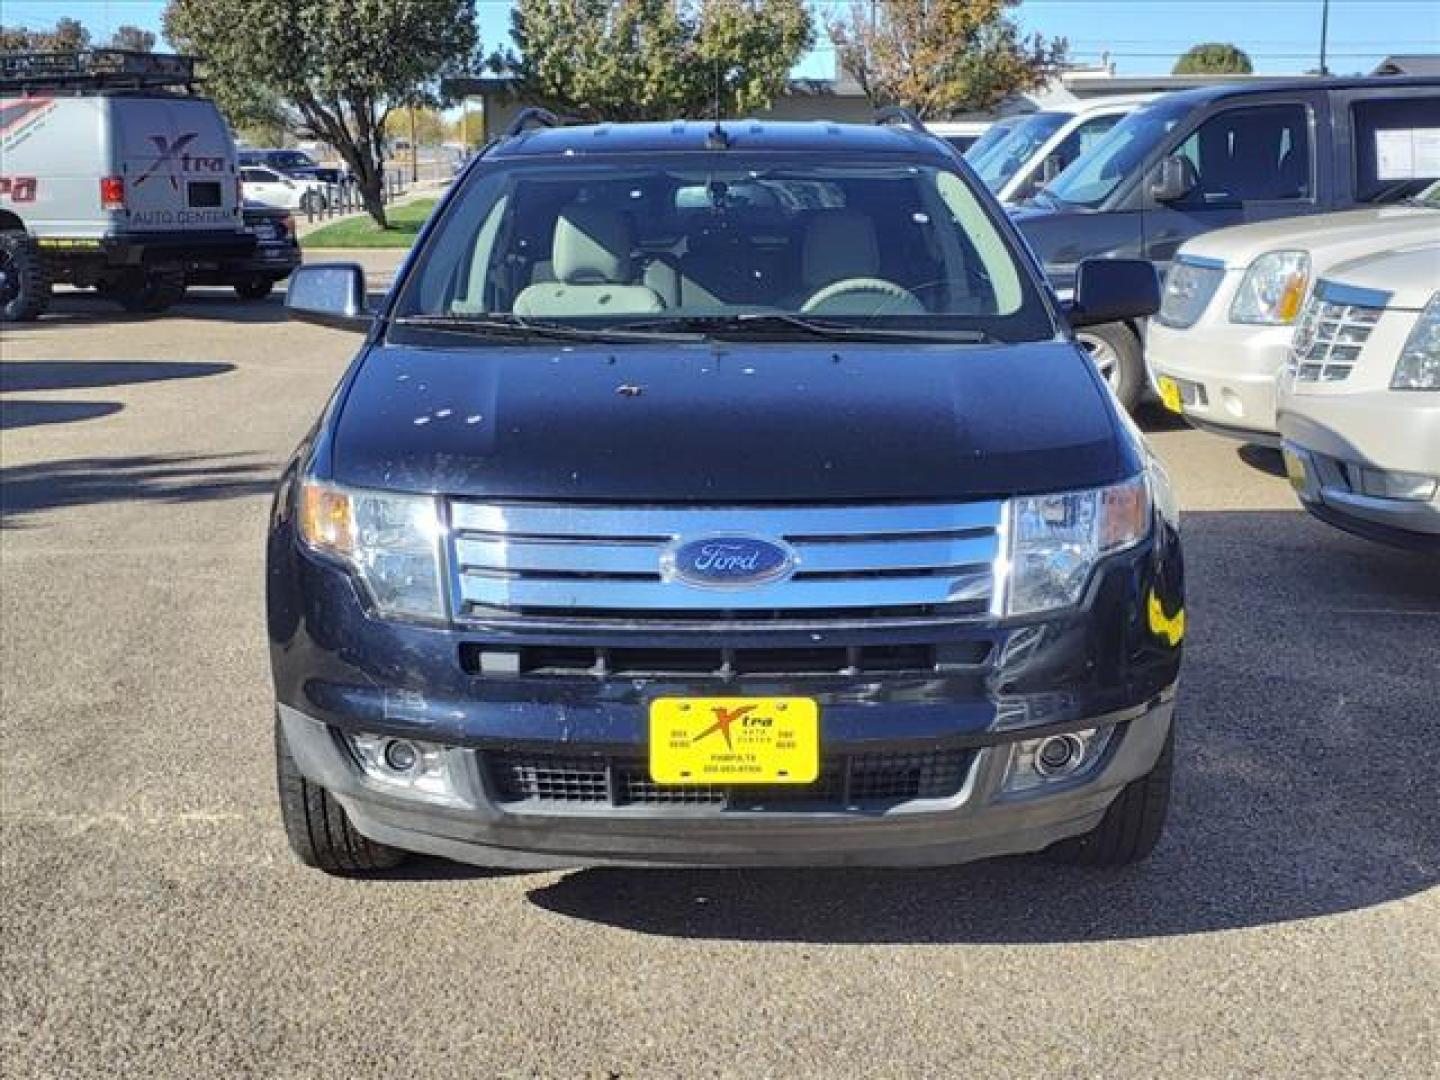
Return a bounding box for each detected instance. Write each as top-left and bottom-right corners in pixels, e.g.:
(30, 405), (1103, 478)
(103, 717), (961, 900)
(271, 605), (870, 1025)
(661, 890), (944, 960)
(649, 697), (819, 785)
(1283, 447), (1308, 492)
(1157, 375), (1184, 414)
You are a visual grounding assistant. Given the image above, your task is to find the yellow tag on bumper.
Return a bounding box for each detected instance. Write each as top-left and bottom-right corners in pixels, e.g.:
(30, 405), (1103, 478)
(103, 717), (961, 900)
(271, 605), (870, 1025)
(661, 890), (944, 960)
(649, 697), (819, 784)
(1157, 376), (1184, 414)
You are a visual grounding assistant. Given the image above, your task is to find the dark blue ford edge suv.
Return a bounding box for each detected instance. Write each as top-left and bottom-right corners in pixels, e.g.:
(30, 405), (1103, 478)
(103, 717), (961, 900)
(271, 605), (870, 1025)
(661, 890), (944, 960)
(270, 113), (1182, 874)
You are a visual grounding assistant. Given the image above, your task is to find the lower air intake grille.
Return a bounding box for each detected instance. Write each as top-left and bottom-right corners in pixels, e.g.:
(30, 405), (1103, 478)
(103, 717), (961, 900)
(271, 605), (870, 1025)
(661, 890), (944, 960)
(486, 749), (973, 808)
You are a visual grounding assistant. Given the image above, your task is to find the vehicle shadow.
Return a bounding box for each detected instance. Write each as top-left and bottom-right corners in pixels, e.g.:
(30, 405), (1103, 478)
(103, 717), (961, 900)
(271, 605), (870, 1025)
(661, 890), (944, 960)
(11, 291), (291, 326)
(0, 360), (235, 394)
(1237, 443), (1287, 478)
(1, 400), (124, 430)
(518, 509), (1439, 942)
(1, 453), (277, 526)
(1133, 402), (1188, 434)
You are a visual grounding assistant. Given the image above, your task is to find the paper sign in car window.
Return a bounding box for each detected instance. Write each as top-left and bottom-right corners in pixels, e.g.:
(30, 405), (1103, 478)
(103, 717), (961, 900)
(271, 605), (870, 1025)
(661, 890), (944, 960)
(1376, 128), (1440, 181)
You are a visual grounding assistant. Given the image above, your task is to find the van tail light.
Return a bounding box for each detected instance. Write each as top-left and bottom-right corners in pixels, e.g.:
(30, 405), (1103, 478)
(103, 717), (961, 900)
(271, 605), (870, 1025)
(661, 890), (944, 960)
(100, 176), (126, 211)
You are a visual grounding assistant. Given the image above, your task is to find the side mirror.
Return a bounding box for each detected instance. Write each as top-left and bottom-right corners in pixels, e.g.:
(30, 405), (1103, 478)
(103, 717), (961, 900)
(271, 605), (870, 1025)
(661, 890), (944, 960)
(1149, 154), (1198, 203)
(1067, 258), (1160, 328)
(285, 263), (370, 331)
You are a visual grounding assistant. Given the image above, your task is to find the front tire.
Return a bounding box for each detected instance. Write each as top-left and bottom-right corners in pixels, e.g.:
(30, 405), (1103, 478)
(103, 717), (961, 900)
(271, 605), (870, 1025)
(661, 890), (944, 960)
(0, 230), (53, 322)
(1045, 721), (1174, 867)
(1077, 321), (1145, 413)
(275, 716), (408, 875)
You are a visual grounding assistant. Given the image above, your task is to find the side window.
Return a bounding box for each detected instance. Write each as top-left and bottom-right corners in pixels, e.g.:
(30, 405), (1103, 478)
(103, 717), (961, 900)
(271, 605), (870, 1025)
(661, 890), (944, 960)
(1059, 113), (1125, 171)
(241, 169), (264, 183)
(1351, 96), (1440, 201)
(1172, 104), (1312, 203)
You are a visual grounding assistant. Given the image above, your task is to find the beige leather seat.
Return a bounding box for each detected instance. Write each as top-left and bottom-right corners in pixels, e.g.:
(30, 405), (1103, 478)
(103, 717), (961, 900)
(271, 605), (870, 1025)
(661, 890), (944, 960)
(513, 205), (665, 318)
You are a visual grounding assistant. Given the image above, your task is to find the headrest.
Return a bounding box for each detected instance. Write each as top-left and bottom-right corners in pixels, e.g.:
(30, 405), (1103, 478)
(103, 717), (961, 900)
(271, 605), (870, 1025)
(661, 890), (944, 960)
(554, 204), (633, 284)
(802, 211), (879, 289)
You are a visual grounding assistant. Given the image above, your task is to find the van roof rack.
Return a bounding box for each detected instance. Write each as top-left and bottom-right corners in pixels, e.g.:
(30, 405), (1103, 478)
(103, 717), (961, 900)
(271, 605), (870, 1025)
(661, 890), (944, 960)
(874, 106), (929, 135)
(0, 50), (201, 94)
(504, 108), (564, 139)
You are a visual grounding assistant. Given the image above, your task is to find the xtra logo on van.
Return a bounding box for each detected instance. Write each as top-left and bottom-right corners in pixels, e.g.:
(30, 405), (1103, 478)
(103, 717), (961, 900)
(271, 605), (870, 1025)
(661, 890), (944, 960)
(134, 133), (228, 189)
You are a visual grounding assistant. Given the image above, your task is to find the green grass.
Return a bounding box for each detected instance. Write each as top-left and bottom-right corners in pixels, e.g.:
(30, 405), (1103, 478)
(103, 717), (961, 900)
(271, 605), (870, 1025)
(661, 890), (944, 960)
(300, 198), (438, 249)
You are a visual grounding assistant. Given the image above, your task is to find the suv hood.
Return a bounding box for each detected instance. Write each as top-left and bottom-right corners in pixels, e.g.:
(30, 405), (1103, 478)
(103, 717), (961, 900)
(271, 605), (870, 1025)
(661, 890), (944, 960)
(328, 339), (1125, 502)
(1180, 205), (1440, 268)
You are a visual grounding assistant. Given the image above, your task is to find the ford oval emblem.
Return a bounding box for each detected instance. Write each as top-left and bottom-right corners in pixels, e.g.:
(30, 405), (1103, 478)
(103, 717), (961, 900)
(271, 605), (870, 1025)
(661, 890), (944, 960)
(664, 535), (796, 590)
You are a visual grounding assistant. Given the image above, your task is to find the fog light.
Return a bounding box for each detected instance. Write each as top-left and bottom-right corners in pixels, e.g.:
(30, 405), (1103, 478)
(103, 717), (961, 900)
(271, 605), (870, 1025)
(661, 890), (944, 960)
(383, 739), (418, 773)
(1036, 734), (1083, 776)
(345, 732), (463, 803)
(1354, 466), (1437, 502)
(1004, 726), (1113, 793)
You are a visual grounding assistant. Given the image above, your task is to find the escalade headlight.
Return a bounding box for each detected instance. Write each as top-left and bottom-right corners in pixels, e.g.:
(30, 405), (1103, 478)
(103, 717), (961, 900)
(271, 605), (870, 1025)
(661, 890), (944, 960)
(1392, 293), (1440, 390)
(1002, 475), (1151, 616)
(1230, 251), (1310, 325)
(297, 480), (448, 621)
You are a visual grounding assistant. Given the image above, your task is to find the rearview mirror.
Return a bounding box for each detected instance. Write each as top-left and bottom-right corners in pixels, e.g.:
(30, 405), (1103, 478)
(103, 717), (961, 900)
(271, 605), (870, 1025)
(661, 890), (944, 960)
(1067, 258), (1160, 328)
(285, 263), (370, 331)
(1149, 154), (1198, 203)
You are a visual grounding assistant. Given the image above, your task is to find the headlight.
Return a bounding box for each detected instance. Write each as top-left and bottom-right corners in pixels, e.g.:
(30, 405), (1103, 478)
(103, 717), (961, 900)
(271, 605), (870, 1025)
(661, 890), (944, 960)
(297, 480), (448, 621)
(1392, 293), (1440, 390)
(1156, 258), (1225, 329)
(1230, 251), (1310, 325)
(1001, 475), (1151, 616)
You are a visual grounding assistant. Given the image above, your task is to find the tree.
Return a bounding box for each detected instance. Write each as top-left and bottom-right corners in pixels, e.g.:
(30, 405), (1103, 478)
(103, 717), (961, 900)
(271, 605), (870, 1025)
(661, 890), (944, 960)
(0, 17), (91, 52)
(384, 106), (447, 146)
(828, 0), (1066, 119)
(163, 0), (479, 227)
(110, 25), (157, 52)
(1173, 42), (1253, 75)
(496, 0), (813, 121)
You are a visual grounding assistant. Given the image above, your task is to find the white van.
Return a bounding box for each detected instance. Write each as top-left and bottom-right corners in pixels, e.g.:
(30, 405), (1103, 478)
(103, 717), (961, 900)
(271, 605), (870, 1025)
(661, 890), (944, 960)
(0, 50), (252, 319)
(972, 95), (1158, 205)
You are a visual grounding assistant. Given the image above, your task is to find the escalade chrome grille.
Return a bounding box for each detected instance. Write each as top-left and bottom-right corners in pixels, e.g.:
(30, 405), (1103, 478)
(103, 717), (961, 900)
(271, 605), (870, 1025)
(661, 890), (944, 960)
(1290, 295), (1382, 383)
(448, 501), (1005, 622)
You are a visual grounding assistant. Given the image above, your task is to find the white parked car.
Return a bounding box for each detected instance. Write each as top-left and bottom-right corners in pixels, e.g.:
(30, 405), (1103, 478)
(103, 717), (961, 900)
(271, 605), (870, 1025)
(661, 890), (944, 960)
(1149, 184), (1440, 444)
(970, 96), (1156, 206)
(240, 165), (326, 212)
(1278, 242), (1440, 550)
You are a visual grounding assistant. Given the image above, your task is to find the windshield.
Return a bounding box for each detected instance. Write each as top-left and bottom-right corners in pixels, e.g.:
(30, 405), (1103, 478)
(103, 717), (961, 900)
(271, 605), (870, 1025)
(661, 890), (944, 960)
(392, 154), (1054, 343)
(973, 112), (1067, 191)
(1045, 98), (1191, 208)
(963, 118), (1022, 163)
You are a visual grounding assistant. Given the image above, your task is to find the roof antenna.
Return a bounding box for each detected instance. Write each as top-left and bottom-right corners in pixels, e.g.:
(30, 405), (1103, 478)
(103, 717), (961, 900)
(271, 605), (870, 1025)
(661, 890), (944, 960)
(707, 60), (730, 149)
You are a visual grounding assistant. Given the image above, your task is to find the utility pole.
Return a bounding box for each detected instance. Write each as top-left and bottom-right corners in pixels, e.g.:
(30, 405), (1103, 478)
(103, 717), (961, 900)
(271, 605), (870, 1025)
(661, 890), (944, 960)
(408, 105), (419, 184)
(1319, 0), (1330, 75)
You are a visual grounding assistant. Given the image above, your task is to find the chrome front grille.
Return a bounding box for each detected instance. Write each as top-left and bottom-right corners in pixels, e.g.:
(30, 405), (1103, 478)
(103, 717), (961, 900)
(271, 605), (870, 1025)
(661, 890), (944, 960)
(1290, 292), (1382, 383)
(448, 501), (1005, 623)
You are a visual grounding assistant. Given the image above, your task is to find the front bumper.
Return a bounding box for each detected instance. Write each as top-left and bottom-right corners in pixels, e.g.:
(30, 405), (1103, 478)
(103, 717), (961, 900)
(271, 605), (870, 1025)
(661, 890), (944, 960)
(1148, 319), (1291, 443)
(1280, 388), (1440, 549)
(268, 500), (1184, 868)
(280, 697), (1175, 868)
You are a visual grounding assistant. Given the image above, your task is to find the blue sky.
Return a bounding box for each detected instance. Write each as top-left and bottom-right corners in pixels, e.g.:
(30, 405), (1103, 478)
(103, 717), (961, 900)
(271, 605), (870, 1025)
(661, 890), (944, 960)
(6, 0), (1438, 77)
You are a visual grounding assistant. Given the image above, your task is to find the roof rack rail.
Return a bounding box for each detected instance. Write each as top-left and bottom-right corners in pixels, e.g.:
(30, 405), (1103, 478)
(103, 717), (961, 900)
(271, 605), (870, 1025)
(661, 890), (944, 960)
(874, 106), (929, 135)
(0, 49), (200, 94)
(504, 107), (563, 139)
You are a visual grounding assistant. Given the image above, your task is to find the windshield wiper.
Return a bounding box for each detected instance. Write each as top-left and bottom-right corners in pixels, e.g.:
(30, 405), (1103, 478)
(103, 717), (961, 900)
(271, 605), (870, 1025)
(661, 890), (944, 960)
(392, 313), (703, 343)
(625, 312), (991, 343)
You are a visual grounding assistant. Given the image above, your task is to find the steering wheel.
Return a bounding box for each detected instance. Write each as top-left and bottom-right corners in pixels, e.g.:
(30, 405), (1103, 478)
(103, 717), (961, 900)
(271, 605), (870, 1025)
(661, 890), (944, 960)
(801, 278), (925, 317)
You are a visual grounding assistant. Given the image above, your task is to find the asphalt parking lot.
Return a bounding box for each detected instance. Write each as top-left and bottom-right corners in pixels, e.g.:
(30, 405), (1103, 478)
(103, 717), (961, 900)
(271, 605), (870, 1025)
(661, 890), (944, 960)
(2, 274), (1437, 1078)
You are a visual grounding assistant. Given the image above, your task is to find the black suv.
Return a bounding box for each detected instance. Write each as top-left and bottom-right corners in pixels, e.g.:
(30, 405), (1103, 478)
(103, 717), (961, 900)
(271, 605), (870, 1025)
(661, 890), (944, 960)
(269, 114), (1182, 875)
(1015, 76), (1440, 408)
